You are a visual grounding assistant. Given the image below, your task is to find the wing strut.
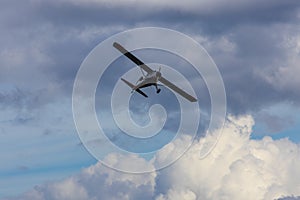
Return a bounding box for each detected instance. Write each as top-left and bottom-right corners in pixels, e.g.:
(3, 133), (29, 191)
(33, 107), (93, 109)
(114, 42), (197, 102)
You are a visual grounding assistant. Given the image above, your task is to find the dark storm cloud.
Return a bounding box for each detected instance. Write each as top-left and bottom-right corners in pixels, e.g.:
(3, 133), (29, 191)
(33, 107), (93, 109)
(1, 1), (300, 198)
(3, 1), (299, 34)
(212, 23), (300, 114)
(1, 0), (300, 113)
(277, 196), (300, 200)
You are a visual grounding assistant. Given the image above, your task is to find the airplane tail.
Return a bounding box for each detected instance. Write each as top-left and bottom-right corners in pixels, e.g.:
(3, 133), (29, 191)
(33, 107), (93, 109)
(121, 78), (148, 98)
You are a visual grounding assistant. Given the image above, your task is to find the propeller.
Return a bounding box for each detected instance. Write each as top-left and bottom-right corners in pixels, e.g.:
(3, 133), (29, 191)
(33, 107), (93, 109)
(156, 67), (162, 80)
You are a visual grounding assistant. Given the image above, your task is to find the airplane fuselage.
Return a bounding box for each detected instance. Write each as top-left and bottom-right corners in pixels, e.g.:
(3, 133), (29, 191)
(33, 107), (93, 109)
(134, 71), (161, 90)
(115, 42), (197, 102)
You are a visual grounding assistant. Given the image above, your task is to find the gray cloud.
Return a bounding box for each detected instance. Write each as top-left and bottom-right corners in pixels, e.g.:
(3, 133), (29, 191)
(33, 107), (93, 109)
(277, 197), (300, 200)
(1, 0), (300, 114)
(256, 112), (294, 133)
(1, 0), (300, 197)
(1, 0), (299, 114)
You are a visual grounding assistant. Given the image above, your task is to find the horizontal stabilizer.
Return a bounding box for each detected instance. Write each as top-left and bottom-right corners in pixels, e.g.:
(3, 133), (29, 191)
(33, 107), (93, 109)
(121, 78), (148, 98)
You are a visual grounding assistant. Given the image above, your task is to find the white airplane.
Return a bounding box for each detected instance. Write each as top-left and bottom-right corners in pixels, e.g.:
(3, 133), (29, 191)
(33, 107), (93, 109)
(113, 42), (197, 102)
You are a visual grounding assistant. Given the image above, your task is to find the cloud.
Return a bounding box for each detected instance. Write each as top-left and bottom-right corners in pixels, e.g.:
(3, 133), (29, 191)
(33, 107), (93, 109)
(155, 189), (197, 200)
(255, 111), (294, 134)
(59, 0), (299, 19)
(1, 0), (299, 114)
(277, 197), (300, 200)
(7, 115), (300, 200)
(7, 156), (156, 200)
(155, 115), (300, 200)
(1, 0), (300, 198)
(203, 23), (300, 114)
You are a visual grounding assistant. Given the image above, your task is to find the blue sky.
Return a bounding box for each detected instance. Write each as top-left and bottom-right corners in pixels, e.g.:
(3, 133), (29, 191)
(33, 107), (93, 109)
(1, 0), (300, 199)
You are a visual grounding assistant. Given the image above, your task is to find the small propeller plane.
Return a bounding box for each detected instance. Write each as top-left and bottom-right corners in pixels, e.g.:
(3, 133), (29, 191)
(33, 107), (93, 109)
(113, 42), (197, 102)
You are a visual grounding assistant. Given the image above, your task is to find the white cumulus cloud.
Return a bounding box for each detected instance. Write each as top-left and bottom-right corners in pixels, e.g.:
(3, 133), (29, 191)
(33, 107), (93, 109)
(6, 115), (300, 200)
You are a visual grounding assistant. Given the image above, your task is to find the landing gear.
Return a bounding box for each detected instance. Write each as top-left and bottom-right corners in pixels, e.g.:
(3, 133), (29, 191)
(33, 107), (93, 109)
(155, 84), (161, 94)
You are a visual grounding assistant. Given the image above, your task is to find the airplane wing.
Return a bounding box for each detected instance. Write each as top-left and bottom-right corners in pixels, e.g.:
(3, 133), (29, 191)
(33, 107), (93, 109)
(159, 77), (197, 102)
(113, 42), (154, 74)
(121, 78), (148, 98)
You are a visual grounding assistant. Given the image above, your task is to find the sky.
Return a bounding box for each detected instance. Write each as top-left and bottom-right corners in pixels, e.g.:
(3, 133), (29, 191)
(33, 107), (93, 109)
(1, 0), (300, 199)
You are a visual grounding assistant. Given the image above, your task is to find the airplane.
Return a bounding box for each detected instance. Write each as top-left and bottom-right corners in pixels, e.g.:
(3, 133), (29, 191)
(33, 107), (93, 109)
(113, 42), (197, 102)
